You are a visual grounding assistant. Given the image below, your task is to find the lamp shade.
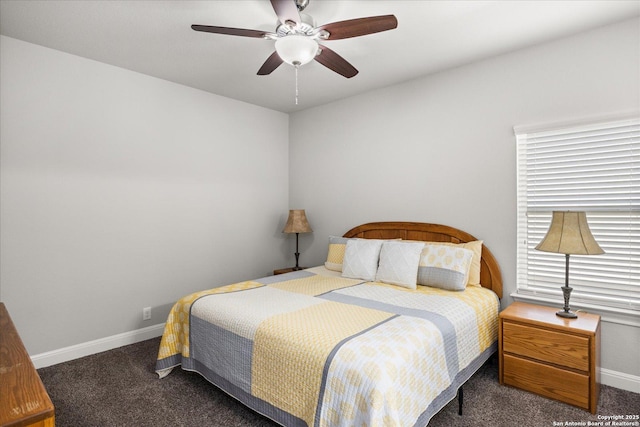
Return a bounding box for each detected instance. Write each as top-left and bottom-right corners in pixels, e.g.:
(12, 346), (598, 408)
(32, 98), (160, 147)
(283, 209), (313, 234)
(535, 211), (604, 255)
(275, 35), (318, 66)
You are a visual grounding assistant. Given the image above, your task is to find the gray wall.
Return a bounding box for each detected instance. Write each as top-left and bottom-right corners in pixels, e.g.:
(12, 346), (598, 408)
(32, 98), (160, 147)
(1, 16), (638, 385)
(0, 36), (290, 355)
(288, 18), (640, 379)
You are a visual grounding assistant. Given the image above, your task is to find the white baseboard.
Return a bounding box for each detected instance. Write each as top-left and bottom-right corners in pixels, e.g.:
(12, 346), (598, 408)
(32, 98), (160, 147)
(601, 368), (640, 394)
(31, 323), (165, 369)
(31, 324), (640, 395)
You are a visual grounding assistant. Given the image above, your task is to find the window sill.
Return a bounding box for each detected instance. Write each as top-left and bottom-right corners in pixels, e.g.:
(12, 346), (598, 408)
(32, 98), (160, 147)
(510, 292), (640, 327)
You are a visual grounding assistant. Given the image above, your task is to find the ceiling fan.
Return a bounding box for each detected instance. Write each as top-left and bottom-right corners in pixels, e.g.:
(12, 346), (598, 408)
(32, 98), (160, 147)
(191, 0), (398, 78)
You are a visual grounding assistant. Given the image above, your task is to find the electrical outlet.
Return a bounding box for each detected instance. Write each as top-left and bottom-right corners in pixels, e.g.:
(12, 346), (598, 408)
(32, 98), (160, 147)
(143, 307), (151, 321)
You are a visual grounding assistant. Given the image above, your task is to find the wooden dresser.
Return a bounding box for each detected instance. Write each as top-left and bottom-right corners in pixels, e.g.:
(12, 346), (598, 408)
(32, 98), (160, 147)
(499, 301), (600, 414)
(0, 303), (55, 427)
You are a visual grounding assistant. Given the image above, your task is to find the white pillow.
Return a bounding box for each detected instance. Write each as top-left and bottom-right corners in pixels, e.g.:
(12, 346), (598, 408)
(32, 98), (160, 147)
(341, 239), (384, 281)
(375, 241), (425, 289)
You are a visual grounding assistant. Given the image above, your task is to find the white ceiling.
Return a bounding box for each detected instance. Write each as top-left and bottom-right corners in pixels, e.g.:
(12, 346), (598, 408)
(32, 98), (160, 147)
(1, 0), (639, 113)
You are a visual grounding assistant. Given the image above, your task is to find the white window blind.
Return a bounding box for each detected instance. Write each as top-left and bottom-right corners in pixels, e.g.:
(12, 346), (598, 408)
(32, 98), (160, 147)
(516, 117), (640, 313)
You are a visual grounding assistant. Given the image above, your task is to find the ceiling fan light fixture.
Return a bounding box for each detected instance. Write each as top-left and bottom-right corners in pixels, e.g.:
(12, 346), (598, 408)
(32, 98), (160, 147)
(275, 35), (318, 67)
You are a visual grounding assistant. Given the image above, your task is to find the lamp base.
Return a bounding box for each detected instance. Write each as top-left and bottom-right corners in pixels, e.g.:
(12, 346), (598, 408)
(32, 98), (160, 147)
(557, 283), (578, 319)
(556, 309), (578, 319)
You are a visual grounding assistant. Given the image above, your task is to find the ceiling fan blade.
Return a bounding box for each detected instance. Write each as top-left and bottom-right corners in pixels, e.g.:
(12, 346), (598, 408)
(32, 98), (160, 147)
(191, 25), (268, 38)
(257, 51), (284, 75)
(270, 0), (300, 27)
(314, 45), (358, 78)
(316, 15), (398, 40)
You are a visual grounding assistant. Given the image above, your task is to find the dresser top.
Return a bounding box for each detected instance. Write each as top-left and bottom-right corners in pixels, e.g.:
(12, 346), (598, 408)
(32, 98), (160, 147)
(500, 301), (600, 334)
(0, 302), (55, 427)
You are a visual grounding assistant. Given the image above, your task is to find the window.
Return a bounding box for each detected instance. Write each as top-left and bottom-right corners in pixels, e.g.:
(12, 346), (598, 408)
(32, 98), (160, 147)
(516, 116), (639, 315)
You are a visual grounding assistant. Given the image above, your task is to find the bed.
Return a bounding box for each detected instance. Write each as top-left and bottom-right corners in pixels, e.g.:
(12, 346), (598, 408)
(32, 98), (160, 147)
(155, 221), (503, 426)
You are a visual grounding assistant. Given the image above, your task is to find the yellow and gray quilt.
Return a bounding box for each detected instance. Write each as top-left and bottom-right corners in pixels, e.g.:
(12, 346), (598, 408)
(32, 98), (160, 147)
(155, 270), (499, 427)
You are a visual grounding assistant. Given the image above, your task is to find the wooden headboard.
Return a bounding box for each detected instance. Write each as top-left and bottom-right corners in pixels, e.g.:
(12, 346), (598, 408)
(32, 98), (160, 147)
(343, 221), (503, 299)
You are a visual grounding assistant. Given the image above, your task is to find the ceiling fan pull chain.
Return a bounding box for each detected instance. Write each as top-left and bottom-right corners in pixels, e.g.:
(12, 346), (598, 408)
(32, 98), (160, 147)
(295, 64), (300, 105)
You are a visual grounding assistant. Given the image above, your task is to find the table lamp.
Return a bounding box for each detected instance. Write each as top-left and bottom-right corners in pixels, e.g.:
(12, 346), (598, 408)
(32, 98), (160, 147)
(535, 211), (604, 318)
(282, 209), (313, 270)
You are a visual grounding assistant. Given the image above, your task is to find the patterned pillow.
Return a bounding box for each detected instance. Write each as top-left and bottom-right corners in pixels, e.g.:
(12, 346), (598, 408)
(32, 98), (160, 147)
(417, 244), (474, 291)
(408, 240), (483, 286)
(341, 239), (384, 281)
(375, 241), (425, 289)
(325, 236), (350, 271)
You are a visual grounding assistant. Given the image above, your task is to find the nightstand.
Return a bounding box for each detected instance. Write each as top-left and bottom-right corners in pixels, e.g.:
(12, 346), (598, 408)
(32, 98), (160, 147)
(273, 267), (307, 275)
(499, 301), (600, 413)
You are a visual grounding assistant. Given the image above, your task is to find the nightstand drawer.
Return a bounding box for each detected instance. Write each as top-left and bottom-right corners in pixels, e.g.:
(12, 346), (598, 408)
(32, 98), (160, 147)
(503, 321), (589, 371)
(503, 354), (590, 410)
